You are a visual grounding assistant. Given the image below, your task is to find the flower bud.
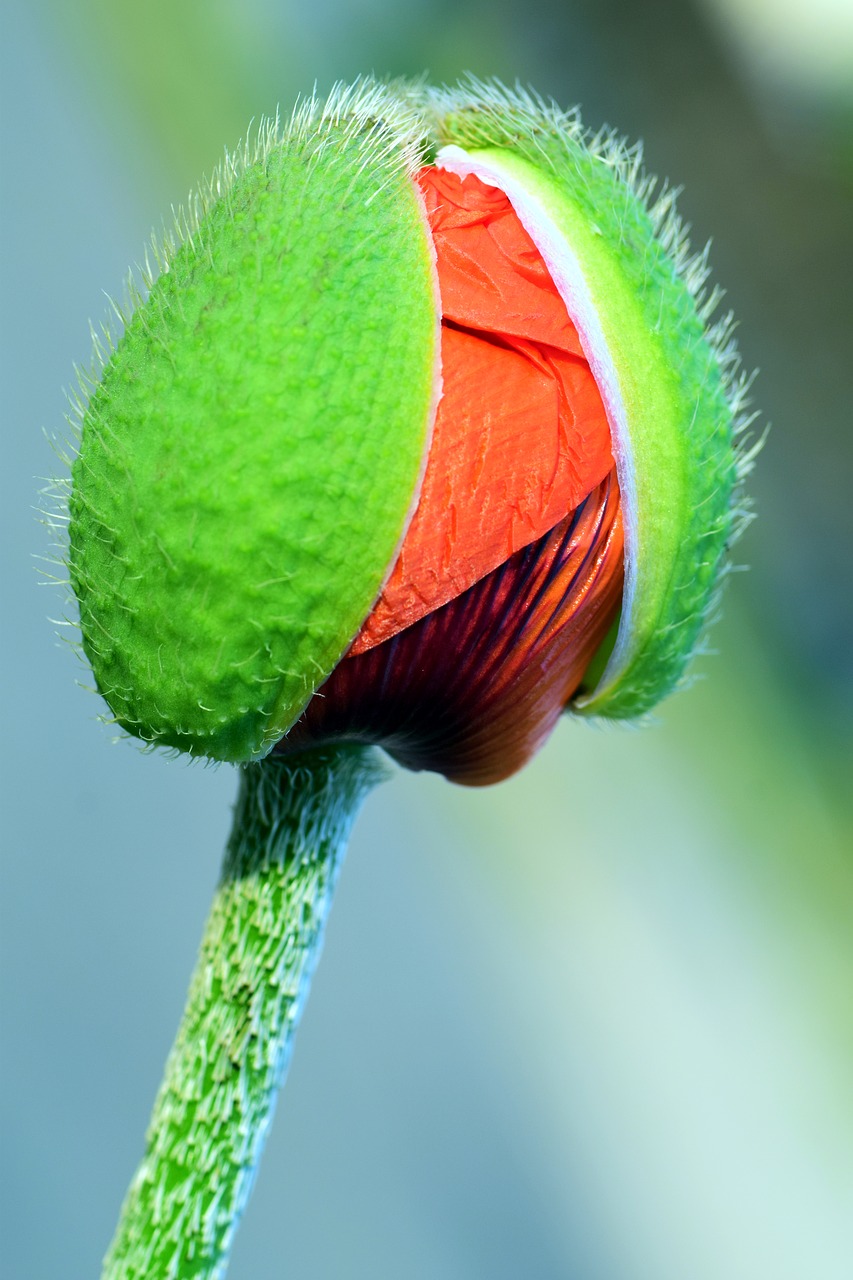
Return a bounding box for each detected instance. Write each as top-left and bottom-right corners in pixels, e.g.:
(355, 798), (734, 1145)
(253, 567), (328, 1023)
(67, 79), (753, 779)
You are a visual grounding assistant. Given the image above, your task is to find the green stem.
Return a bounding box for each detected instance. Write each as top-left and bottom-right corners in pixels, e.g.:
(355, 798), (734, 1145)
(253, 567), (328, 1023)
(102, 743), (384, 1280)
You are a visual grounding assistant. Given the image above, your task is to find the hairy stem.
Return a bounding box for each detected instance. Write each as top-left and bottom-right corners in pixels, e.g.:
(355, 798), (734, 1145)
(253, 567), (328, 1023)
(102, 743), (384, 1280)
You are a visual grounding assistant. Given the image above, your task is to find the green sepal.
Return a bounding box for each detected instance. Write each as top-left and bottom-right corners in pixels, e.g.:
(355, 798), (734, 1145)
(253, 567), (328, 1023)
(69, 86), (438, 761)
(429, 83), (744, 719)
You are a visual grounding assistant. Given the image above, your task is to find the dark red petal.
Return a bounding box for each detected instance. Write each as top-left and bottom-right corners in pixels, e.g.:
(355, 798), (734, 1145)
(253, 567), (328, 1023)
(281, 469), (624, 786)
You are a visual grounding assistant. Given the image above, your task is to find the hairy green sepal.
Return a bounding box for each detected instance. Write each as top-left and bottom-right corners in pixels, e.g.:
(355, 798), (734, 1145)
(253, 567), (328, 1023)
(433, 94), (737, 718)
(70, 104), (437, 760)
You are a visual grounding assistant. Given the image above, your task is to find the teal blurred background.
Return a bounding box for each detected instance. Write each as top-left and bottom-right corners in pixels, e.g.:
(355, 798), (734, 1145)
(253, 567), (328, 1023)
(2, 0), (852, 1276)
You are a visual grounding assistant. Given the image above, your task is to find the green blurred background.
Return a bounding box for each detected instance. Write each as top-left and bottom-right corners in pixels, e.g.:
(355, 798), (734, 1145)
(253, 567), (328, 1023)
(2, 0), (852, 1276)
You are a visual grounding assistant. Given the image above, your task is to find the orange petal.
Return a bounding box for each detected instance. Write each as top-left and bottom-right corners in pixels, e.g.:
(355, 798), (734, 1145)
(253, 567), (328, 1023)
(352, 166), (613, 654)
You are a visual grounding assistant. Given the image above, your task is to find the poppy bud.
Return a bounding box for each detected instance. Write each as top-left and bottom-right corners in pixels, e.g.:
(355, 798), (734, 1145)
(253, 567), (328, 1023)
(68, 79), (752, 779)
(66, 79), (758, 1280)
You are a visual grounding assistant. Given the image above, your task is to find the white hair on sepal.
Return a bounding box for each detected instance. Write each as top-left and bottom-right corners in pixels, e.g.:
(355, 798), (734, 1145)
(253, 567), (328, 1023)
(62, 77), (431, 471)
(47, 79), (433, 592)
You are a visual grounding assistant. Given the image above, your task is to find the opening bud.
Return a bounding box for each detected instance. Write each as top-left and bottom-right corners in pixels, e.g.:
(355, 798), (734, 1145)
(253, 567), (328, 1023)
(67, 79), (754, 780)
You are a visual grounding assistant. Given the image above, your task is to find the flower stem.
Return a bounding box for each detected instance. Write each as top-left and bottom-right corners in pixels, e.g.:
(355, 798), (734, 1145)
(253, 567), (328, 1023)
(102, 743), (384, 1280)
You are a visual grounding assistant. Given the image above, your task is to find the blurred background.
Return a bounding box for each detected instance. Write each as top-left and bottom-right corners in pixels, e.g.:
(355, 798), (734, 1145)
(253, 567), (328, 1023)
(2, 0), (852, 1276)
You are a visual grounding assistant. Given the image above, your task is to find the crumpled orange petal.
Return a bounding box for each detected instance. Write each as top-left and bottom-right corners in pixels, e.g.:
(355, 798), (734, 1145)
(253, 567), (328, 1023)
(351, 165), (614, 654)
